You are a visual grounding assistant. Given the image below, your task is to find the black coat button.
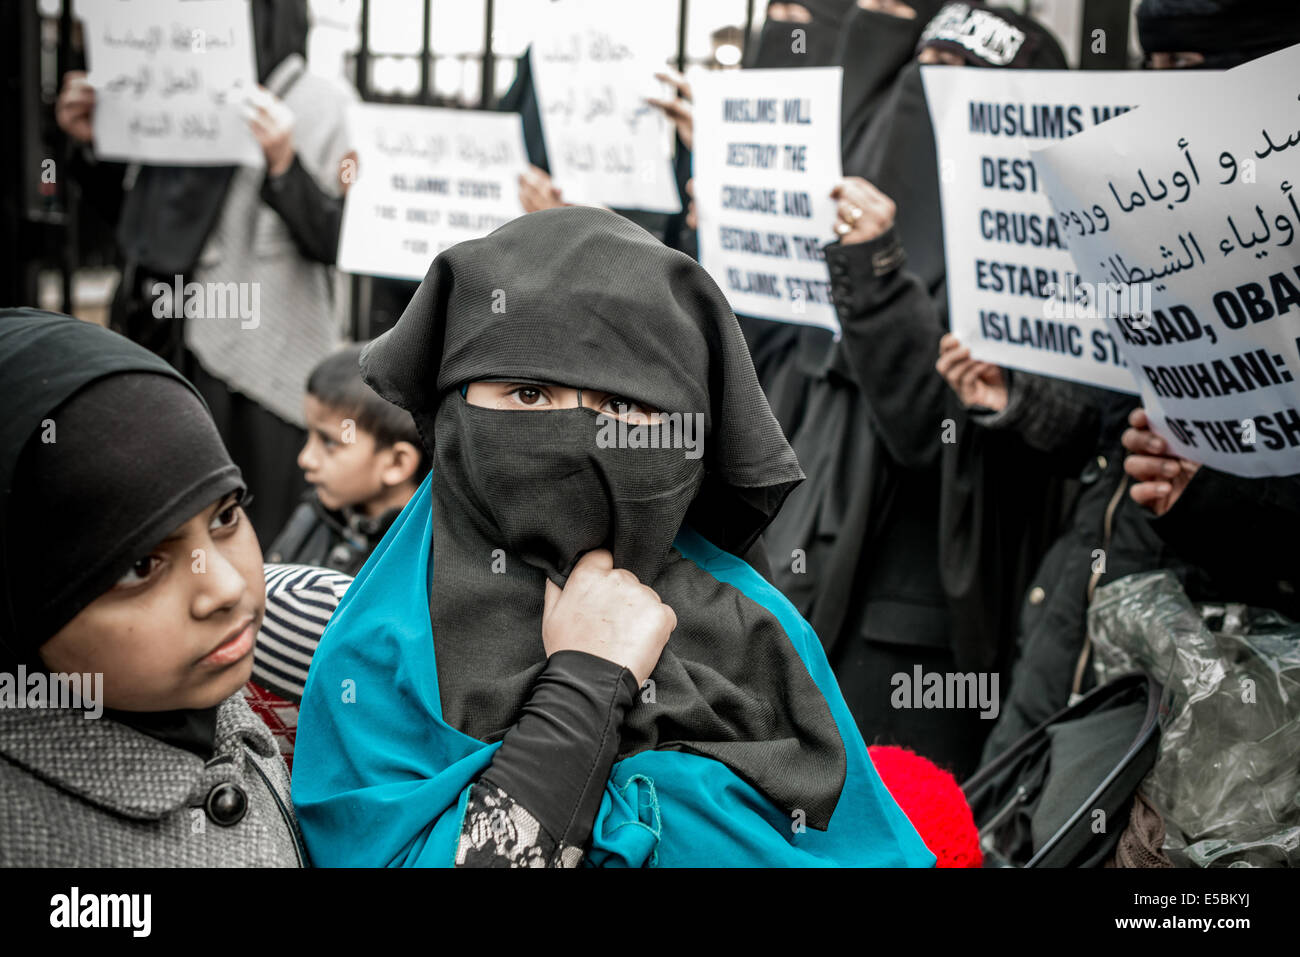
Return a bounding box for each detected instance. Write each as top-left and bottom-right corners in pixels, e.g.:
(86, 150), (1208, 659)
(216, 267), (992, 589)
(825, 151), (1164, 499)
(205, 783), (248, 826)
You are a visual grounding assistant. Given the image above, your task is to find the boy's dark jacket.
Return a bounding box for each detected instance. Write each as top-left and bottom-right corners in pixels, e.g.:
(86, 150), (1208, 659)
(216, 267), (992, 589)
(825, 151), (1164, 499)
(265, 493), (403, 576)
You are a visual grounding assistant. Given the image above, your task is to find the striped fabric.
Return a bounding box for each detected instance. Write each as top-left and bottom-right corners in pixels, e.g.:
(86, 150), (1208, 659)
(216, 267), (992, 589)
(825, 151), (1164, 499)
(254, 563), (353, 702)
(244, 563), (352, 771)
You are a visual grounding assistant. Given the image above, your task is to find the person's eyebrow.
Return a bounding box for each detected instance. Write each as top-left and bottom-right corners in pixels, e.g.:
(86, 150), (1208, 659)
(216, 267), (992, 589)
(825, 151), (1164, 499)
(495, 379), (562, 389)
(155, 493), (238, 545)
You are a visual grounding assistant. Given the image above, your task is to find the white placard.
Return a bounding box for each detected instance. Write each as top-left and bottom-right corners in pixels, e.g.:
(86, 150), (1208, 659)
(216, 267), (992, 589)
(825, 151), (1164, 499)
(1034, 44), (1300, 478)
(923, 66), (1221, 393)
(337, 104), (528, 281)
(693, 67), (843, 332)
(80, 0), (263, 166)
(529, 0), (681, 213)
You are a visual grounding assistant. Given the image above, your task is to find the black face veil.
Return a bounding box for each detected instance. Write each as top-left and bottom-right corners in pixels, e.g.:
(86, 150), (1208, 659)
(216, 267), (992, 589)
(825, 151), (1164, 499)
(360, 206), (851, 828)
(361, 205), (806, 577)
(746, 0), (856, 68)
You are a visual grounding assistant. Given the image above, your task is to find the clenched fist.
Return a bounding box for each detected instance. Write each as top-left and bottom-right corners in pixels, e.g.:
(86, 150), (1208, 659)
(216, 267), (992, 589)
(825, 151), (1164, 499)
(542, 549), (676, 687)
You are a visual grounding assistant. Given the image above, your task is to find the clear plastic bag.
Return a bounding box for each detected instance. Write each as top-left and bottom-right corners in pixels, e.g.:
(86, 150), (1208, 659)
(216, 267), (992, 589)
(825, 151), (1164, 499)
(1088, 571), (1300, 867)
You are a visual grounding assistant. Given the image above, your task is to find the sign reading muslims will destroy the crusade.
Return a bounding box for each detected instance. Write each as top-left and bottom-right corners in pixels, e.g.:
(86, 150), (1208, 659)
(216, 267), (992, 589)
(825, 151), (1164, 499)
(529, 0), (681, 214)
(1034, 44), (1300, 478)
(337, 104), (527, 281)
(923, 66), (1220, 393)
(79, 0), (264, 166)
(693, 67), (844, 333)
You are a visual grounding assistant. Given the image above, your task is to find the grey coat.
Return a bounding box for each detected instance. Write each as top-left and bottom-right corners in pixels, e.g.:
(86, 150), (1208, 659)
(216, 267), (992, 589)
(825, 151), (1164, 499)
(0, 692), (303, 867)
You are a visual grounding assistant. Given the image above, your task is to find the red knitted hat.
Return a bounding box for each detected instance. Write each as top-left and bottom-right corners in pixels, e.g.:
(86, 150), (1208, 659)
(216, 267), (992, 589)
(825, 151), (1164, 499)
(869, 745), (983, 868)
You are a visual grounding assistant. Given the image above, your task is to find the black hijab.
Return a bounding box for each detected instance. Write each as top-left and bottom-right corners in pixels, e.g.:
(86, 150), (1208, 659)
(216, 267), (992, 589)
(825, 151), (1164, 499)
(837, 1), (946, 145)
(116, 0), (311, 277)
(745, 0), (857, 68)
(1137, 0), (1300, 68)
(360, 206), (851, 828)
(840, 4), (1067, 291)
(0, 309), (245, 757)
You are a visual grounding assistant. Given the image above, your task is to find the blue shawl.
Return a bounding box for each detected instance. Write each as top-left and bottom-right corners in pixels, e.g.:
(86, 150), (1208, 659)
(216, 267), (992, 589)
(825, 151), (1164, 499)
(292, 474), (935, 867)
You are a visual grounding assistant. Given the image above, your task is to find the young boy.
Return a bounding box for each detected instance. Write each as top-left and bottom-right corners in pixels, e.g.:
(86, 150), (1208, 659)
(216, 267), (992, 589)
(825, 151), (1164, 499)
(265, 344), (427, 575)
(0, 308), (306, 867)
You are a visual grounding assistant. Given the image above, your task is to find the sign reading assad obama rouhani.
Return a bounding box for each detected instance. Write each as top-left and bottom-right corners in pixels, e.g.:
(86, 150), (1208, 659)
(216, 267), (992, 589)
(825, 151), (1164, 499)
(693, 67), (844, 333)
(1034, 44), (1300, 478)
(923, 66), (1220, 393)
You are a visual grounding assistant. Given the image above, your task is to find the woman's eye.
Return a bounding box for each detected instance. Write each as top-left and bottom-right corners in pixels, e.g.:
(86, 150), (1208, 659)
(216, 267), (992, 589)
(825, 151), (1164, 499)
(602, 396), (660, 422)
(212, 502), (241, 531)
(512, 387), (545, 407)
(115, 555), (162, 588)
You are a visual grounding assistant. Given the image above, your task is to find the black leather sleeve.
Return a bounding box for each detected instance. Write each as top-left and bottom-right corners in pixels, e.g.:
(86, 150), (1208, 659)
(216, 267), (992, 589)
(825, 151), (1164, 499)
(455, 650), (640, 866)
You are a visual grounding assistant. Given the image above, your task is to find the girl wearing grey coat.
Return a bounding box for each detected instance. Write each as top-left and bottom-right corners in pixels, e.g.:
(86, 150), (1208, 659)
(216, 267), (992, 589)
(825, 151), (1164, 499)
(0, 310), (307, 868)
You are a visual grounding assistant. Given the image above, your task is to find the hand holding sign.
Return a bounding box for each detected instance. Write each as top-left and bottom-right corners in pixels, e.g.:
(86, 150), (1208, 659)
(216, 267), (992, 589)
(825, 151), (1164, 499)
(244, 86), (295, 176)
(1122, 407), (1201, 515)
(518, 165), (566, 213)
(648, 69), (694, 151)
(831, 177), (896, 244)
(936, 332), (1009, 412)
(55, 71), (96, 144)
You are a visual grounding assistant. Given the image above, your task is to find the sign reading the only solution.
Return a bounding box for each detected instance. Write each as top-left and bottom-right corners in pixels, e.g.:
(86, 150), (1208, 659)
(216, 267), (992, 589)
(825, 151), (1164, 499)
(337, 104), (527, 281)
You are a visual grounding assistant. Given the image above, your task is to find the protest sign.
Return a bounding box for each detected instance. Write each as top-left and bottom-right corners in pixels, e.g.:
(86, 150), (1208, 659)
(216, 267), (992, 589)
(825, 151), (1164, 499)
(336, 104), (528, 281)
(923, 66), (1220, 393)
(80, 0), (263, 166)
(1034, 44), (1300, 478)
(529, 0), (680, 213)
(692, 67), (843, 332)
